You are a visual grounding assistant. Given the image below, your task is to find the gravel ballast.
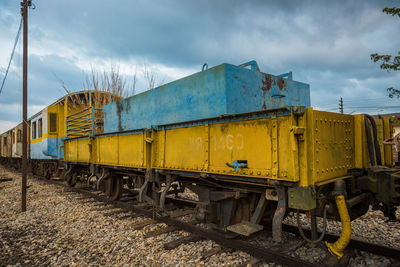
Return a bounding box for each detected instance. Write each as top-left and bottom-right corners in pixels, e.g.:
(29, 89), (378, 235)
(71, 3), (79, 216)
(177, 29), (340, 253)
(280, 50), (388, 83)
(1, 165), (399, 266)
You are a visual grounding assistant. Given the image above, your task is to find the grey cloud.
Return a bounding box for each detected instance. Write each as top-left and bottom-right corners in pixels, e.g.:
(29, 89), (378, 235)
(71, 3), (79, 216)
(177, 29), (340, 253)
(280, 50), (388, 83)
(0, 0), (400, 126)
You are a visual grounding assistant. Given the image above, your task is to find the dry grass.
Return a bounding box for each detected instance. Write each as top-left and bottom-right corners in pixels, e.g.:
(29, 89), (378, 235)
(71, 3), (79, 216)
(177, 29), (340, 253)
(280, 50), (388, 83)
(59, 65), (137, 111)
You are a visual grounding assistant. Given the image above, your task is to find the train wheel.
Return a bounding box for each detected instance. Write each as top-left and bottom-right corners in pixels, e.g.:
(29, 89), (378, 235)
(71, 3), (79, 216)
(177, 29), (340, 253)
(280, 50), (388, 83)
(66, 172), (77, 187)
(106, 176), (123, 201)
(45, 168), (52, 180)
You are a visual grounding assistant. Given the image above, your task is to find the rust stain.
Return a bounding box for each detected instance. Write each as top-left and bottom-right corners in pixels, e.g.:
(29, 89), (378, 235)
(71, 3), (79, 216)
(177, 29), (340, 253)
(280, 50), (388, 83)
(277, 77), (286, 90)
(261, 74), (272, 91)
(262, 100), (267, 110)
(116, 101), (123, 132)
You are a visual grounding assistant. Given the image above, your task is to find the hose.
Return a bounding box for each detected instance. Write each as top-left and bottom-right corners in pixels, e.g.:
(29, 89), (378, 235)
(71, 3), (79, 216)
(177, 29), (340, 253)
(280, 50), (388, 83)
(364, 114), (382, 166)
(296, 206), (328, 244)
(364, 118), (375, 166)
(325, 195), (352, 259)
(365, 114), (382, 165)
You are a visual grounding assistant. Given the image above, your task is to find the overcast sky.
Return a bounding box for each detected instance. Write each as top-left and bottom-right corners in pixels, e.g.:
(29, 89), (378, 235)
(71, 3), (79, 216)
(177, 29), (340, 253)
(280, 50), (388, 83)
(0, 0), (400, 133)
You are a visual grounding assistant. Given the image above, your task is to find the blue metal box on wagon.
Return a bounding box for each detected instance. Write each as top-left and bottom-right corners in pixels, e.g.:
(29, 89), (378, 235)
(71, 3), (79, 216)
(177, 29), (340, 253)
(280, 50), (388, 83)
(103, 61), (311, 133)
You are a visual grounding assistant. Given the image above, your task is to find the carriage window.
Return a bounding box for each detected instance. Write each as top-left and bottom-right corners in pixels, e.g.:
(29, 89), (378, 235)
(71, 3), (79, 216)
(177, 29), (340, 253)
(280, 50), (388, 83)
(49, 113), (57, 133)
(17, 130), (22, 142)
(32, 121), (37, 139)
(3, 137), (6, 145)
(38, 119), (42, 138)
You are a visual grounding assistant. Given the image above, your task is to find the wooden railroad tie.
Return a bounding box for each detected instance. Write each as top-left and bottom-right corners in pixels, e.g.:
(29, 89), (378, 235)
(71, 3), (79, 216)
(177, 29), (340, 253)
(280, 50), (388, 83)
(119, 213), (135, 220)
(0, 177), (13, 183)
(132, 219), (158, 230)
(163, 234), (203, 250)
(169, 209), (194, 218)
(131, 209), (193, 231)
(201, 246), (234, 260)
(144, 225), (178, 238)
(144, 219), (197, 238)
(103, 209), (125, 216)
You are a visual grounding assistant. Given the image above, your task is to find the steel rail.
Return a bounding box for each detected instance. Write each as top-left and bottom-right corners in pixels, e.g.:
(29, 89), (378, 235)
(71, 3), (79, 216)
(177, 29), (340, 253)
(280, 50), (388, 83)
(33, 176), (321, 267)
(281, 224), (400, 260)
(25, 172), (400, 264)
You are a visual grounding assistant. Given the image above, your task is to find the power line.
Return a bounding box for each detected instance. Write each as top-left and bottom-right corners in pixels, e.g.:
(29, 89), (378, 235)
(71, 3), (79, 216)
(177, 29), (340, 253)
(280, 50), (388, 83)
(0, 17), (23, 96)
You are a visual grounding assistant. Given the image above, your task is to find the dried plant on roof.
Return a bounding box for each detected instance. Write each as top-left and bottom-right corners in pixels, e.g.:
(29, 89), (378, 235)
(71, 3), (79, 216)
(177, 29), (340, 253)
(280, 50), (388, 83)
(60, 64), (137, 111)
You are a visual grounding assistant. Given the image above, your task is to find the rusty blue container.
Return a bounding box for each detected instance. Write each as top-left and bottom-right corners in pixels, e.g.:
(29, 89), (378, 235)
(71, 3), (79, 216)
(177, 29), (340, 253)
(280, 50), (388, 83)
(103, 61), (310, 132)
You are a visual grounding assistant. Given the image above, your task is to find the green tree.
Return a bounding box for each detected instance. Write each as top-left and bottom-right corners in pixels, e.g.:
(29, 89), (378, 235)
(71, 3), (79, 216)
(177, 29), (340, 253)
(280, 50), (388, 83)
(370, 7), (400, 97)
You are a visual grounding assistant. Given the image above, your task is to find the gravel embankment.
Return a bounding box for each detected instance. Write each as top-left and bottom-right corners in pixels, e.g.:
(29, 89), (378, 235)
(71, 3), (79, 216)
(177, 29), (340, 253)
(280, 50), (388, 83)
(0, 165), (399, 266)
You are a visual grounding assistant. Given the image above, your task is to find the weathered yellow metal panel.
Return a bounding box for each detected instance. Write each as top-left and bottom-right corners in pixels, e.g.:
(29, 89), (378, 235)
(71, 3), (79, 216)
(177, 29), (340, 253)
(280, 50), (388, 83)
(160, 126), (208, 171)
(118, 133), (145, 167)
(311, 111), (355, 184)
(64, 140), (78, 162)
(63, 106), (393, 188)
(354, 115), (364, 169)
(156, 117), (298, 181)
(209, 119), (274, 177)
(92, 133), (146, 167)
(96, 136), (119, 165)
(77, 138), (91, 162)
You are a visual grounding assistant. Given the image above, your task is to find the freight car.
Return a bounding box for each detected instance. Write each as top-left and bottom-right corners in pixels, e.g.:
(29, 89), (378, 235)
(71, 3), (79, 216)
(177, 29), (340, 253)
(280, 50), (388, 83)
(0, 123), (23, 168)
(62, 61), (399, 259)
(0, 90), (116, 177)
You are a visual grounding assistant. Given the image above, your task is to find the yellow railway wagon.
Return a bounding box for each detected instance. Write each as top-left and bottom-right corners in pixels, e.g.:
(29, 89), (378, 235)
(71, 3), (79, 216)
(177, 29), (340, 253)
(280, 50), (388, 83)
(64, 107), (392, 187)
(64, 129), (148, 169)
(63, 106), (398, 258)
(153, 108), (392, 187)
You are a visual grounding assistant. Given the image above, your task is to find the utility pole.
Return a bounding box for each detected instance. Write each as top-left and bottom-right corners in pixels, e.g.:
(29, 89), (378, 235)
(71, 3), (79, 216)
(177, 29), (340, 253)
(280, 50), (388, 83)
(339, 97), (343, 114)
(20, 0), (31, 212)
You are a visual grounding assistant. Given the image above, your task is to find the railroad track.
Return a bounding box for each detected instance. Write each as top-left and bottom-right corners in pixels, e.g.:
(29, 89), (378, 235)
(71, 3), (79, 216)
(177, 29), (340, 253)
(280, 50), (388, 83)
(5, 169), (400, 266)
(36, 176), (320, 267)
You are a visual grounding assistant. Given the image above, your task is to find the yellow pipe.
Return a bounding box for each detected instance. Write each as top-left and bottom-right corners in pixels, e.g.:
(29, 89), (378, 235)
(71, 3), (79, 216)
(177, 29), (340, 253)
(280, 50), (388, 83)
(325, 195), (351, 259)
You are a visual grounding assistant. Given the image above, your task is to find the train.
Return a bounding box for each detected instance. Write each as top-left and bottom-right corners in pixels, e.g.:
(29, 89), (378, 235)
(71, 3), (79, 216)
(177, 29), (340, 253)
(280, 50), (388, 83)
(1, 61), (399, 259)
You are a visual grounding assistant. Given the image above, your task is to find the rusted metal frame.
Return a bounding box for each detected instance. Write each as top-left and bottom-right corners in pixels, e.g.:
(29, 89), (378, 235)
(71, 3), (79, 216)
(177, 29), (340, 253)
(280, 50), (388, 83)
(138, 174), (150, 203)
(66, 113), (92, 123)
(160, 174), (175, 209)
(67, 129), (92, 135)
(157, 168), (296, 188)
(272, 186), (287, 242)
(250, 194), (267, 224)
(96, 168), (109, 190)
(67, 123), (92, 132)
(67, 117), (92, 128)
(66, 107), (91, 118)
(310, 209), (318, 241)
